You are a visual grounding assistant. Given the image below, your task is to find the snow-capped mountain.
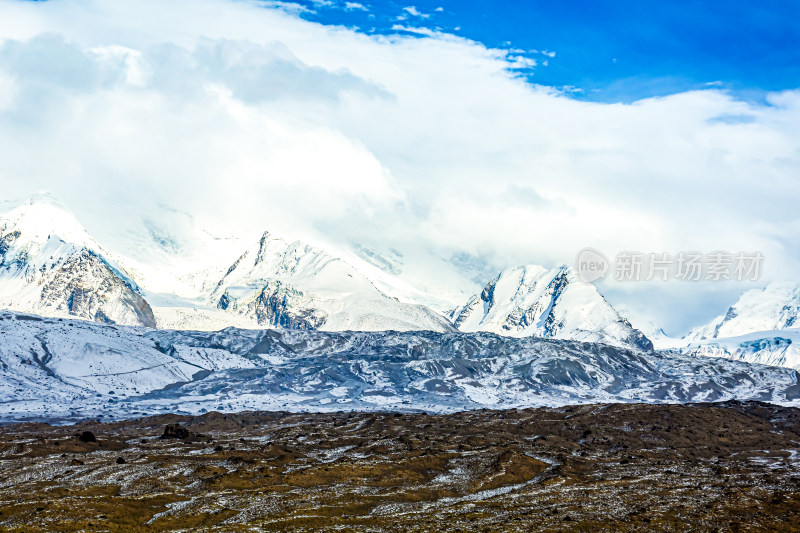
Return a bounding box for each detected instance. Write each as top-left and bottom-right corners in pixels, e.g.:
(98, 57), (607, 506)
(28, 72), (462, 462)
(344, 242), (484, 314)
(682, 330), (800, 370)
(109, 204), (247, 302)
(0, 195), (155, 327)
(13, 191), (800, 372)
(686, 281), (800, 342)
(452, 265), (653, 351)
(1, 311), (798, 421)
(0, 195), (663, 343)
(208, 231), (454, 332)
(677, 282), (800, 370)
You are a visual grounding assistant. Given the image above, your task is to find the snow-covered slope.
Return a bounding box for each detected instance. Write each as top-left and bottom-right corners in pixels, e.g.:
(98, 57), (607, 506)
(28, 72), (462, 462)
(209, 231), (454, 332)
(452, 265), (652, 351)
(676, 282), (800, 370)
(344, 243), (484, 314)
(687, 282), (800, 342)
(682, 329), (800, 370)
(1, 311), (798, 421)
(108, 204), (248, 302)
(0, 195), (155, 327)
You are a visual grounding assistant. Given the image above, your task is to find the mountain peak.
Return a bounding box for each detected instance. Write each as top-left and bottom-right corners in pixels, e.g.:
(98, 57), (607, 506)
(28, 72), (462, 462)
(1, 193), (95, 251)
(686, 280), (800, 341)
(25, 191), (69, 207)
(0, 193), (155, 327)
(209, 229), (454, 332)
(453, 263), (652, 350)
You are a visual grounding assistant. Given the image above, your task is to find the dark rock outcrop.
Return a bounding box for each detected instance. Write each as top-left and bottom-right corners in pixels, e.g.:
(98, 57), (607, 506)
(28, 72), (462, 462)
(161, 424), (190, 440)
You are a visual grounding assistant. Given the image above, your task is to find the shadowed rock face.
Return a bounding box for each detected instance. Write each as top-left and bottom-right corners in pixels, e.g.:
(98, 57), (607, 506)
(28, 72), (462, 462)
(1, 402), (800, 531)
(39, 249), (156, 328)
(247, 281), (327, 330)
(0, 231), (20, 262)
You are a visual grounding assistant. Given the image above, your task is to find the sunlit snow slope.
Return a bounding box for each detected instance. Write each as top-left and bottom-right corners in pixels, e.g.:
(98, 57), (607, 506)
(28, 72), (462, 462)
(679, 283), (800, 369)
(209, 231), (455, 332)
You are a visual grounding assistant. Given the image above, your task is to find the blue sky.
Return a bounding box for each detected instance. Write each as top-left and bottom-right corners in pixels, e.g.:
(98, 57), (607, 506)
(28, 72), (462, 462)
(285, 0), (800, 102)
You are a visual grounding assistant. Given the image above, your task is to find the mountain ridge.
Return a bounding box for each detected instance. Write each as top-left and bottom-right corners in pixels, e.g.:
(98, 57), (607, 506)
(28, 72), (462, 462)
(0, 195), (655, 349)
(687, 281), (800, 342)
(1, 310), (798, 421)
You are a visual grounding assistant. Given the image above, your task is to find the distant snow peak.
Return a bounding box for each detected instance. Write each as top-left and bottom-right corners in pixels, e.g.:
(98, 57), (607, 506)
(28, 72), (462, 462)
(2, 193), (95, 251)
(210, 229), (453, 333)
(0, 194), (155, 327)
(680, 281), (800, 370)
(687, 281), (800, 342)
(453, 264), (652, 351)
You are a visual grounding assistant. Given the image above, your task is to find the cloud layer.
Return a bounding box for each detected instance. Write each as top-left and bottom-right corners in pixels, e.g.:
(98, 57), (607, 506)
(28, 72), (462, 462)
(0, 0), (799, 333)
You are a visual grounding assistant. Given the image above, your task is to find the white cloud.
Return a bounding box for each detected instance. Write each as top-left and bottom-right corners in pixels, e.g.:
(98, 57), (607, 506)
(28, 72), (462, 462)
(402, 6), (429, 18)
(505, 53), (537, 70)
(0, 0), (798, 333)
(344, 2), (368, 11)
(260, 1), (313, 15)
(0, 70), (17, 109)
(390, 25), (439, 38)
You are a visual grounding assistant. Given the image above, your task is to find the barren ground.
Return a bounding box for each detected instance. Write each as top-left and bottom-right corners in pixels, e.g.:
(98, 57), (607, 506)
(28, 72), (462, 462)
(1, 401), (800, 531)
